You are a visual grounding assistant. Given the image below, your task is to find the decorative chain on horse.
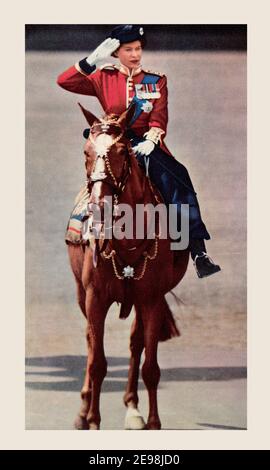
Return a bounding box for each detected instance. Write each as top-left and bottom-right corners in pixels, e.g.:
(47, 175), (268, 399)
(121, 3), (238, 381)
(67, 102), (189, 430)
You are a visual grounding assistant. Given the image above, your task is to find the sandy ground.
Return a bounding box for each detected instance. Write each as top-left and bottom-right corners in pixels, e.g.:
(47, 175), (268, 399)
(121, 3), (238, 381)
(25, 50), (246, 430)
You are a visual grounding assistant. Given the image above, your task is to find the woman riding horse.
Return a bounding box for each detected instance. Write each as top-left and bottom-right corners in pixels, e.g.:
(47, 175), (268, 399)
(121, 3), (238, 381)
(57, 24), (221, 278)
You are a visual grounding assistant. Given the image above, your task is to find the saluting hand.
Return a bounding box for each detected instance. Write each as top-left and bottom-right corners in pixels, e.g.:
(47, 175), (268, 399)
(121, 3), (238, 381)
(86, 38), (120, 66)
(132, 140), (155, 157)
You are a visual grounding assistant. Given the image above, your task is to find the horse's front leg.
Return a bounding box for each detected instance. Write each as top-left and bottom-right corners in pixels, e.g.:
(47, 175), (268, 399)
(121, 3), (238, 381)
(124, 307), (146, 430)
(85, 287), (110, 430)
(140, 301), (163, 430)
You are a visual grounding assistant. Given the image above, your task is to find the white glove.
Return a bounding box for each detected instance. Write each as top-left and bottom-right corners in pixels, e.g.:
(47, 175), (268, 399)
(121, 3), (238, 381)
(86, 38), (120, 66)
(133, 140), (155, 156)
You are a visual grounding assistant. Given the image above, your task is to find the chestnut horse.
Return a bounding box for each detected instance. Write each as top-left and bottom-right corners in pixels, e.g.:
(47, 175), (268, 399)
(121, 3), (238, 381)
(67, 103), (189, 430)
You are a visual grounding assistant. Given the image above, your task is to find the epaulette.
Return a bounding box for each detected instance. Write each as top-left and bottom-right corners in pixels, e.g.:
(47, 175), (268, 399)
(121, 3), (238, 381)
(142, 68), (165, 77)
(99, 63), (117, 71)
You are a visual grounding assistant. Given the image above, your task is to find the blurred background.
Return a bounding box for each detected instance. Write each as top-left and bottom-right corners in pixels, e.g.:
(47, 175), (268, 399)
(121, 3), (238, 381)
(25, 25), (247, 430)
(26, 24), (246, 51)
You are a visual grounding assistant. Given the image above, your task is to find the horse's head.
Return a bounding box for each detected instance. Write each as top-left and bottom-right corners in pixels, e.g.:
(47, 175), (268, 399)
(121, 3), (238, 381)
(79, 103), (136, 214)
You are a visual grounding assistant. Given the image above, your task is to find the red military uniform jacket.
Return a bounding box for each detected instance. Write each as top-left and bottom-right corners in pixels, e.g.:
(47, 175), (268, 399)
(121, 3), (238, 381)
(57, 60), (172, 156)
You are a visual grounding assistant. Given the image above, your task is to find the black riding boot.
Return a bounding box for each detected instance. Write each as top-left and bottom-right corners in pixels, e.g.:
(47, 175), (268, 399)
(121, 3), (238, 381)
(189, 239), (221, 279)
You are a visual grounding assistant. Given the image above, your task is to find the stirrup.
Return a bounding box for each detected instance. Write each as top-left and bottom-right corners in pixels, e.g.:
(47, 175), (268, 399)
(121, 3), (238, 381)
(193, 251), (208, 264)
(193, 251), (221, 279)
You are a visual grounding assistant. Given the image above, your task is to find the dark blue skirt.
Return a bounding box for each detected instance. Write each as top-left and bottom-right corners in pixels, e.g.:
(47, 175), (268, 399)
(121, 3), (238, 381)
(128, 131), (210, 241)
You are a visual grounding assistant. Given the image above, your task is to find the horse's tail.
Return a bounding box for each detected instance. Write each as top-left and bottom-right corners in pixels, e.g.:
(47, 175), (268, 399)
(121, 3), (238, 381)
(159, 298), (180, 342)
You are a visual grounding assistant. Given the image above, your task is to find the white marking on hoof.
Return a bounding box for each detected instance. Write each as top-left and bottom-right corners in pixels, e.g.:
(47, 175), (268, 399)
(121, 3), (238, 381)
(89, 422), (100, 430)
(74, 415), (88, 430)
(124, 407), (146, 430)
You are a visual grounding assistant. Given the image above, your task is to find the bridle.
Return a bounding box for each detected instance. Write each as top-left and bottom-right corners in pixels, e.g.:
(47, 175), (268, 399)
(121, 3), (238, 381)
(86, 120), (132, 256)
(87, 120), (131, 200)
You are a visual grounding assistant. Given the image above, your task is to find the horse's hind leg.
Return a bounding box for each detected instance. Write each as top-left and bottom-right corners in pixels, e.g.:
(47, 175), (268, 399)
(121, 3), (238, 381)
(74, 342), (92, 430)
(74, 263), (90, 421)
(141, 301), (163, 430)
(76, 278), (87, 318)
(67, 243), (91, 428)
(68, 244), (87, 318)
(124, 307), (146, 430)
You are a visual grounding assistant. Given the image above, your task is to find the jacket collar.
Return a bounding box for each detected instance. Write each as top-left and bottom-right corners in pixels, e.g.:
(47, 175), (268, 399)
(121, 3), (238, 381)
(116, 62), (142, 77)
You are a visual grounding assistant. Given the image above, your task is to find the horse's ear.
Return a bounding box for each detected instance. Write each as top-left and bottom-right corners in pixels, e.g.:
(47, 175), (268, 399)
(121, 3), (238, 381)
(117, 102), (136, 128)
(78, 102), (100, 126)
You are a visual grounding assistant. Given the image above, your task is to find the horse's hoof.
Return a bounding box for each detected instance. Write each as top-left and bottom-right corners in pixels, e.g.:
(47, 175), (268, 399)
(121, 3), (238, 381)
(74, 415), (89, 430)
(145, 421), (161, 430)
(124, 407), (146, 430)
(89, 422), (100, 430)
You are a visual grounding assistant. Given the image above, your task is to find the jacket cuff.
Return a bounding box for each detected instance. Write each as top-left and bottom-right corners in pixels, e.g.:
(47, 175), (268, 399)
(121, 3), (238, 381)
(75, 58), (96, 76)
(143, 127), (165, 145)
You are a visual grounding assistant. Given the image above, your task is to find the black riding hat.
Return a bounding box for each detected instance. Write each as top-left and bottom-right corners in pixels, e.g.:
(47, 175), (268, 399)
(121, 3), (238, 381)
(108, 24), (147, 48)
